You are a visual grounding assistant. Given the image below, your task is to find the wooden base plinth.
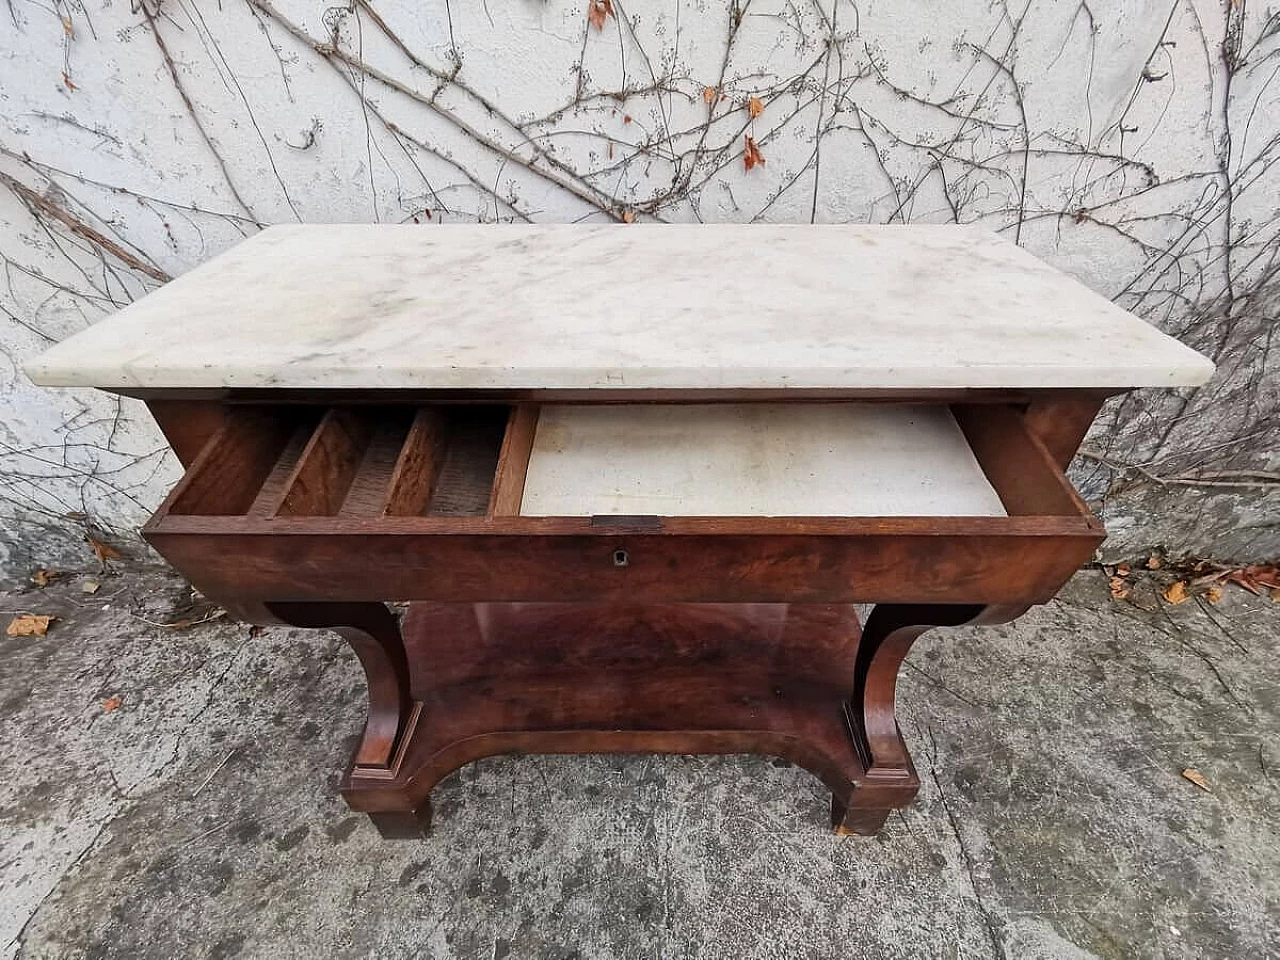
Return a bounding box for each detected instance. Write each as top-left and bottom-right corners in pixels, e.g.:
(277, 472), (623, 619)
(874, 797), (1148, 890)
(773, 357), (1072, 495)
(339, 601), (916, 835)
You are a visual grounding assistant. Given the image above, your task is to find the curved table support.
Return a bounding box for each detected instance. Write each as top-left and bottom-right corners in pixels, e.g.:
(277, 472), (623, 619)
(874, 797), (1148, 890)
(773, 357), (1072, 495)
(216, 598), (1036, 838)
(220, 598), (429, 838)
(833, 602), (1029, 835)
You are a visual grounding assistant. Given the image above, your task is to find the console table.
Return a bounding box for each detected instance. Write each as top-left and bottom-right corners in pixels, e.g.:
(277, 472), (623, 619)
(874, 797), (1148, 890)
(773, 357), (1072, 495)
(27, 224), (1213, 837)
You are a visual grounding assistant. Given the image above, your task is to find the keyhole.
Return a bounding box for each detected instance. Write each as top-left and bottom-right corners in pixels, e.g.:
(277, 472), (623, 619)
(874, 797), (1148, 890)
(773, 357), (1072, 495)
(612, 549), (630, 567)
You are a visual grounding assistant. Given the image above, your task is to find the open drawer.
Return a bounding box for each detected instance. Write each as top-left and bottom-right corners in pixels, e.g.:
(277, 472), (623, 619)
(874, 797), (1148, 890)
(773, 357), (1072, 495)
(142, 402), (1104, 606)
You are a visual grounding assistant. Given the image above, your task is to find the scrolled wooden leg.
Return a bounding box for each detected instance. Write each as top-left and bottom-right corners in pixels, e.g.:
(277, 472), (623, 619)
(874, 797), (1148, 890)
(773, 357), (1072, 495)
(841, 603), (1030, 827)
(266, 601), (416, 772)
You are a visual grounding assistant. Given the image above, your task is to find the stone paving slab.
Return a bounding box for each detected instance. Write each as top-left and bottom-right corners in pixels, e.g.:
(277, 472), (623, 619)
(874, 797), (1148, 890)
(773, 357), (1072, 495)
(1, 569), (1276, 960)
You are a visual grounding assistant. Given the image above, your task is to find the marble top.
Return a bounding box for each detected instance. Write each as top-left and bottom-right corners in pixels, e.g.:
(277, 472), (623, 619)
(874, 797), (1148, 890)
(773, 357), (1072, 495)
(520, 404), (1008, 517)
(25, 224), (1214, 392)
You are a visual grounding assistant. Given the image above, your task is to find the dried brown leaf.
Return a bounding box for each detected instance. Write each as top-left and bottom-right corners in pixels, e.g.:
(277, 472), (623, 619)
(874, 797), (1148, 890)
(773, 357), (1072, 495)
(61, 15), (73, 36)
(702, 85), (717, 104)
(622, 210), (636, 223)
(1163, 581), (1189, 605)
(32, 568), (60, 587)
(623, 114), (632, 124)
(7, 615), (53, 637)
(61, 71), (77, 92)
(1145, 555), (1163, 570)
(1223, 570), (1263, 595)
(587, 0), (614, 31)
(1108, 576), (1129, 601)
(1245, 564), (1280, 588)
(90, 537), (122, 563)
(1115, 563), (1131, 577)
(747, 96), (765, 118)
(1180, 768), (1211, 792)
(743, 135), (765, 171)
(1205, 585), (1224, 604)
(101, 695), (123, 713)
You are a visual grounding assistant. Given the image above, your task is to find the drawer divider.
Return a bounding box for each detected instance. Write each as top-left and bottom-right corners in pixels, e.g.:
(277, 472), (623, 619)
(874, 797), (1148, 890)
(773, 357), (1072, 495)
(381, 408), (450, 516)
(274, 409), (378, 517)
(488, 404), (540, 517)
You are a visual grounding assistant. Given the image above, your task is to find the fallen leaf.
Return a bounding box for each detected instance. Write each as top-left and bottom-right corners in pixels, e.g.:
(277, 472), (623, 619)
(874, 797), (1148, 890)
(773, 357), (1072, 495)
(1271, 587), (1280, 602)
(32, 568), (60, 587)
(1146, 556), (1163, 570)
(1163, 581), (1189, 605)
(1115, 563), (1131, 577)
(61, 15), (73, 36)
(1205, 585), (1224, 604)
(1180, 768), (1211, 792)
(623, 114), (632, 124)
(101, 695), (123, 712)
(747, 95), (765, 118)
(7, 615), (53, 637)
(1238, 564), (1280, 590)
(587, 0), (614, 31)
(82, 580), (101, 594)
(62, 70), (77, 91)
(90, 537), (122, 563)
(1108, 576), (1129, 600)
(622, 210), (636, 223)
(743, 135), (765, 171)
(703, 85), (717, 104)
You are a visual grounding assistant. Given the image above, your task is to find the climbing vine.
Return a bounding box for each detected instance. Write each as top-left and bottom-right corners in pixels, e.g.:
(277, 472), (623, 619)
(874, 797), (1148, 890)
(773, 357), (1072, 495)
(0, 0), (1277, 571)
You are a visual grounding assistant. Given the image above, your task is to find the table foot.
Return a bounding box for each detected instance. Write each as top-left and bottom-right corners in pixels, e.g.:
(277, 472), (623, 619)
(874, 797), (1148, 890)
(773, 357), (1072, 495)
(367, 804), (432, 839)
(833, 803), (891, 836)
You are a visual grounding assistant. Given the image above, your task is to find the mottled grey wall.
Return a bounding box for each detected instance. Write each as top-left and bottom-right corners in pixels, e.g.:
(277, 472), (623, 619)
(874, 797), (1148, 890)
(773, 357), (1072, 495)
(1, 0), (1277, 579)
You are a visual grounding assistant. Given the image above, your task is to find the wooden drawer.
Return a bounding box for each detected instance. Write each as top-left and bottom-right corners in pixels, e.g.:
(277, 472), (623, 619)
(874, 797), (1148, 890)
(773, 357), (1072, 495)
(142, 402), (1104, 606)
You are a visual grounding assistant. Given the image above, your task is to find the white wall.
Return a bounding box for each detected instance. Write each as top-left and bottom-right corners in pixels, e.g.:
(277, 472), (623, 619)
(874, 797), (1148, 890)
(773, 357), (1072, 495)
(2, 0), (1277, 577)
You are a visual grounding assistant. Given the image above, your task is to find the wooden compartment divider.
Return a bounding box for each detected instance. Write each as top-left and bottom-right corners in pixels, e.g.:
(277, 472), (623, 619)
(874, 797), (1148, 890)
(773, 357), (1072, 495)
(951, 404), (1090, 517)
(489, 404), (541, 517)
(336, 412), (419, 516)
(380, 408), (450, 517)
(421, 406), (510, 517)
(166, 407), (306, 516)
(163, 404), (522, 519)
(275, 408), (380, 517)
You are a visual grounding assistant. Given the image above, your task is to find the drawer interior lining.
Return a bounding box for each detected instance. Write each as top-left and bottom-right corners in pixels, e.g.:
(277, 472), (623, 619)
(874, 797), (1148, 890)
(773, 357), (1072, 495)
(519, 404), (1011, 518)
(158, 401), (1089, 524)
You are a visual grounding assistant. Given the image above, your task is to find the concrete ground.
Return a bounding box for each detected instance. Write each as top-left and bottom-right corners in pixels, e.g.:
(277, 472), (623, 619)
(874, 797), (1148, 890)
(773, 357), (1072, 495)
(1, 568), (1276, 960)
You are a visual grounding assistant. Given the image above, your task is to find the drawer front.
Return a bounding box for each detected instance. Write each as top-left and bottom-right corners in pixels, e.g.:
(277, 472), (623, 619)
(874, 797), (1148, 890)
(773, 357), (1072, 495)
(142, 402), (1104, 606)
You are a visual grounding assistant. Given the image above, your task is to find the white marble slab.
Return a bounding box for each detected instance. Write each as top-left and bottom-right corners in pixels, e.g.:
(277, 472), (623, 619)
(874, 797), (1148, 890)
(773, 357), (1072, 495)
(26, 224), (1213, 391)
(519, 404), (1008, 518)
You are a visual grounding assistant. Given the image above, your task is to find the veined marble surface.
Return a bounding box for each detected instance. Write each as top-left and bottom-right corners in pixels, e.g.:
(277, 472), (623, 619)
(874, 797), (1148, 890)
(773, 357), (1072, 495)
(520, 404), (1009, 518)
(26, 224), (1214, 391)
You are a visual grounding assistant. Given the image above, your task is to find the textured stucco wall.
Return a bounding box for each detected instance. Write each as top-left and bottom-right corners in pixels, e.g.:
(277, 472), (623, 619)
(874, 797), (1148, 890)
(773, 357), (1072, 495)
(1, 0), (1277, 578)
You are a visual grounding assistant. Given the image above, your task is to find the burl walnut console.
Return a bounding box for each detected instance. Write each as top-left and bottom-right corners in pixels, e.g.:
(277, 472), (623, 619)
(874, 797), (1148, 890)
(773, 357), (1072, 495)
(27, 224), (1213, 838)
